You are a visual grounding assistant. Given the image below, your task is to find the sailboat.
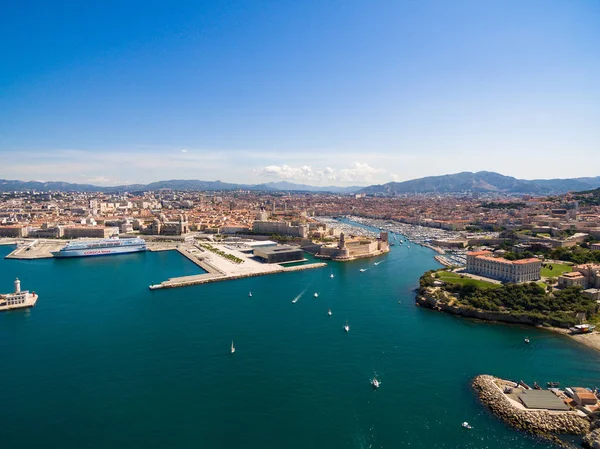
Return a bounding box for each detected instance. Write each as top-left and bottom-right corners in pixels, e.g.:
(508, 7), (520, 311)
(314, 292), (319, 298)
(328, 308), (332, 316)
(344, 320), (350, 332)
(231, 340), (235, 354)
(371, 378), (381, 389)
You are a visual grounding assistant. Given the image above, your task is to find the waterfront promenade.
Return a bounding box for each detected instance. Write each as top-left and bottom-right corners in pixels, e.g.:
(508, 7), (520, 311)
(149, 242), (327, 289)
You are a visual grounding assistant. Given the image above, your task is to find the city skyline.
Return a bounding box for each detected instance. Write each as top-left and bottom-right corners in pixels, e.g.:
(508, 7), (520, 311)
(2, 0), (600, 185)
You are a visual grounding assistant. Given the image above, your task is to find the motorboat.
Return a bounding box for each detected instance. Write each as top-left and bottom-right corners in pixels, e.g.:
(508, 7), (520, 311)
(524, 337), (530, 344)
(461, 422), (472, 429)
(328, 309), (332, 316)
(359, 268), (366, 273)
(371, 378), (380, 389)
(231, 340), (235, 354)
(344, 320), (350, 332)
(374, 262), (380, 266)
(292, 297), (299, 304)
(547, 381), (560, 388)
(314, 292), (319, 298)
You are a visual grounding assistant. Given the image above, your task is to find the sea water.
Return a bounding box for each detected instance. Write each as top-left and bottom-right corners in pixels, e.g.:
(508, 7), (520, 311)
(1, 233), (598, 449)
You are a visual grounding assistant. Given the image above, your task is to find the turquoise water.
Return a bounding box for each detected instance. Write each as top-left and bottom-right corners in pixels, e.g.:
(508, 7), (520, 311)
(1, 233), (599, 449)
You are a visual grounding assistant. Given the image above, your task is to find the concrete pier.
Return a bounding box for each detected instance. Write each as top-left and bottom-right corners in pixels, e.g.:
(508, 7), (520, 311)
(4, 240), (65, 259)
(148, 242), (327, 289)
(149, 262), (328, 289)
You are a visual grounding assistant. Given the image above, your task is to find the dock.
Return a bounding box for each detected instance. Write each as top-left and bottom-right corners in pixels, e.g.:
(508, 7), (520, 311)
(4, 239), (65, 259)
(149, 242), (327, 289)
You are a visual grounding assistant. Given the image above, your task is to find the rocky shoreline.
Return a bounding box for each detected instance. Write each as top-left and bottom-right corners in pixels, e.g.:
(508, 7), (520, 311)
(472, 375), (592, 447)
(416, 292), (600, 354)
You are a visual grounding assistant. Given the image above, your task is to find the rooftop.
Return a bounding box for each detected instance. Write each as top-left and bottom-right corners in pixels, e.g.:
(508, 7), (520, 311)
(518, 390), (570, 411)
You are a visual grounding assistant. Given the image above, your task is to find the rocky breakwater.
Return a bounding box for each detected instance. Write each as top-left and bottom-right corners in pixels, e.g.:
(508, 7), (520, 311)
(473, 375), (589, 441)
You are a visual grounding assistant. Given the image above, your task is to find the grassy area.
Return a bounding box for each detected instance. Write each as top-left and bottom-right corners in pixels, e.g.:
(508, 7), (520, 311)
(541, 263), (572, 278)
(436, 271), (501, 289)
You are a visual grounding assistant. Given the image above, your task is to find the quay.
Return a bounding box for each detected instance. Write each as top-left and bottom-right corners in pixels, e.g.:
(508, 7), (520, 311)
(3, 239), (65, 259)
(149, 242), (328, 289)
(150, 262), (327, 289)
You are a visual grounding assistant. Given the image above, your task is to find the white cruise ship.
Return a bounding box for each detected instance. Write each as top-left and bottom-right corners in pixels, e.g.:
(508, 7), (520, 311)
(52, 237), (147, 258)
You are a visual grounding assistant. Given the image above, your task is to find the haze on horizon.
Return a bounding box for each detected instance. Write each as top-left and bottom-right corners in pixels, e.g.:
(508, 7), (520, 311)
(1, 0), (599, 187)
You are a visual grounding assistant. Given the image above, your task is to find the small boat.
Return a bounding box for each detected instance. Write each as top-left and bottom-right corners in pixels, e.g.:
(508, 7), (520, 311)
(569, 324), (596, 334)
(524, 337), (530, 344)
(330, 272), (334, 279)
(314, 292), (319, 298)
(533, 381), (541, 390)
(231, 340), (235, 354)
(249, 291), (252, 297)
(292, 297), (299, 304)
(328, 309), (332, 316)
(461, 422), (472, 429)
(374, 262), (380, 266)
(371, 378), (381, 389)
(344, 320), (350, 332)
(547, 381), (560, 388)
(359, 268), (366, 273)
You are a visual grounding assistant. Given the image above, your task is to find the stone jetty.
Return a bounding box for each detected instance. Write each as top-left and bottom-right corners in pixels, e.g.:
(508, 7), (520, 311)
(472, 375), (590, 436)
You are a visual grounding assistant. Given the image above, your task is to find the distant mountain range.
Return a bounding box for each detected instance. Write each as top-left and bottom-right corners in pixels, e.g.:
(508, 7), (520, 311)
(1, 171), (599, 195)
(0, 178), (362, 194)
(358, 171), (600, 195)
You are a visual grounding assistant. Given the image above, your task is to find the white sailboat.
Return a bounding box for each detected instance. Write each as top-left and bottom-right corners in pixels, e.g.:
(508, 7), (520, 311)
(344, 320), (350, 332)
(231, 340), (235, 354)
(371, 378), (381, 389)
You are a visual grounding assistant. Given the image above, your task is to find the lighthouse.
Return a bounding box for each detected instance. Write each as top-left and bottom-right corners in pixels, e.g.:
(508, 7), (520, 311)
(14, 277), (21, 293)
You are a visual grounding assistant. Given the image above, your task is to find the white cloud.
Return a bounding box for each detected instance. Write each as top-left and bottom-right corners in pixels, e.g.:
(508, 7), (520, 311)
(181, 149), (188, 153)
(260, 162), (386, 185)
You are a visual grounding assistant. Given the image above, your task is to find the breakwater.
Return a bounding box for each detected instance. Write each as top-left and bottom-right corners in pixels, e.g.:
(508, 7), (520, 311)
(150, 262), (328, 289)
(472, 375), (589, 439)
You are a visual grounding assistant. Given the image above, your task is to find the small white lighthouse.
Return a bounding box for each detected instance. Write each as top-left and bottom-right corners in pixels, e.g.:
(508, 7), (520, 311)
(14, 277), (21, 293)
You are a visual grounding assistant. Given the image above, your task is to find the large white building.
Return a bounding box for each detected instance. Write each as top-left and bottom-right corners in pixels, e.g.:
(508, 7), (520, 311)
(466, 251), (541, 283)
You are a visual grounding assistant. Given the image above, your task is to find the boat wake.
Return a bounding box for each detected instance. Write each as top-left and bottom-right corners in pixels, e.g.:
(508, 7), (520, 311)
(292, 286), (309, 304)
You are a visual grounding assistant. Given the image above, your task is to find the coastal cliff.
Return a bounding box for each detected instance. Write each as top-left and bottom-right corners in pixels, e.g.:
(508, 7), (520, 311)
(416, 290), (539, 326)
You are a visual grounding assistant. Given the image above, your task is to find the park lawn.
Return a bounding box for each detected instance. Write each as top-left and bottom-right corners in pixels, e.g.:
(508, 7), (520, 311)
(541, 263), (572, 278)
(436, 271), (501, 289)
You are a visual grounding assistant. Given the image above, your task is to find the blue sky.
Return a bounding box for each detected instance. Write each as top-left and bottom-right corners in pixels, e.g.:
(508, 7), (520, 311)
(1, 0), (599, 186)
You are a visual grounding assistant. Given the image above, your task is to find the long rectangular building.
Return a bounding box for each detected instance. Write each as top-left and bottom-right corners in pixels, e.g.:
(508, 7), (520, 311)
(466, 251), (541, 283)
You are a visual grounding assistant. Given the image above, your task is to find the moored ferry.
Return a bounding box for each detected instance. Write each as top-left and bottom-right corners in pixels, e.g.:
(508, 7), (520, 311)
(52, 237), (147, 258)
